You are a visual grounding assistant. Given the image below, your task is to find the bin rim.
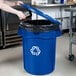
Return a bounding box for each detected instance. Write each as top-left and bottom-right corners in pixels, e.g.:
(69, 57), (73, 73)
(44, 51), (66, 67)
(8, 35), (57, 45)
(21, 4), (61, 25)
(19, 20), (60, 32)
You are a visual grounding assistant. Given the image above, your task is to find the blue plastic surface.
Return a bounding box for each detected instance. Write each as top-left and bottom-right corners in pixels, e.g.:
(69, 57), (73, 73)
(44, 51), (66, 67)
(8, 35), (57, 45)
(18, 27), (61, 75)
(21, 4), (61, 25)
(61, 0), (64, 3)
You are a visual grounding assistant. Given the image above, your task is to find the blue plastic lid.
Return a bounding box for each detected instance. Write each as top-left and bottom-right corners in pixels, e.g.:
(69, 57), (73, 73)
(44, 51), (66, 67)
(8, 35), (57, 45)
(21, 4), (61, 25)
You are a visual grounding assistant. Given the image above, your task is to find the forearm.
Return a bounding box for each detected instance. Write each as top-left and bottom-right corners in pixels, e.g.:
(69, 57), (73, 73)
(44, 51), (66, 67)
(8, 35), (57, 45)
(0, 3), (20, 15)
(0, 0), (26, 20)
(4, 1), (17, 6)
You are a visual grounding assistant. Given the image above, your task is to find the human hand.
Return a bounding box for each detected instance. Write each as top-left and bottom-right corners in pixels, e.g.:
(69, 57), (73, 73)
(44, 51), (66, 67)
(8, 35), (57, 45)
(16, 1), (24, 6)
(17, 11), (26, 20)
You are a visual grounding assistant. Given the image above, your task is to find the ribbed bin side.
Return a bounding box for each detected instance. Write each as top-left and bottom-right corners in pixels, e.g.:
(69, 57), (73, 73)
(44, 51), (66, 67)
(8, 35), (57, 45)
(18, 28), (60, 75)
(22, 37), (56, 75)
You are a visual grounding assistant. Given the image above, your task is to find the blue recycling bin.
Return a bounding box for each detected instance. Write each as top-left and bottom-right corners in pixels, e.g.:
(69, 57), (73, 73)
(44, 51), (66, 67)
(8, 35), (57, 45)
(18, 4), (61, 75)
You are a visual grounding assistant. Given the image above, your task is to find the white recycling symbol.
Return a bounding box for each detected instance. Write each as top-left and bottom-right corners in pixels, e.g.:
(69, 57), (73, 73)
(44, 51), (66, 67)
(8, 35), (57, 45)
(30, 46), (41, 56)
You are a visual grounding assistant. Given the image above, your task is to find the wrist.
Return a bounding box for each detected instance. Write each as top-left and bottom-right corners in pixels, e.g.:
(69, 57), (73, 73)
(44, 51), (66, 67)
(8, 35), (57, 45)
(16, 11), (21, 16)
